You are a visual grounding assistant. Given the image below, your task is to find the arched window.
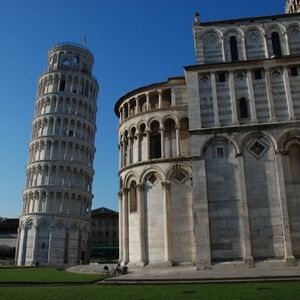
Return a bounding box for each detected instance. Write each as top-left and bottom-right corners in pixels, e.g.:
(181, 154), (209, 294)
(271, 32), (282, 57)
(129, 181), (137, 213)
(59, 78), (66, 92)
(288, 144), (300, 181)
(150, 121), (161, 159)
(230, 36), (239, 62)
(238, 98), (249, 119)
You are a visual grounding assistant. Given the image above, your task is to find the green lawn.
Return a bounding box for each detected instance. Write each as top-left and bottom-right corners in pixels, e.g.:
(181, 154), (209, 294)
(0, 268), (106, 283)
(1, 282), (300, 300)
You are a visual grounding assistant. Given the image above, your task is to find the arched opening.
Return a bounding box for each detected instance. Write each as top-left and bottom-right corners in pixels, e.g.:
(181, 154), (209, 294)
(289, 144), (300, 181)
(271, 32), (282, 57)
(164, 118), (176, 158)
(180, 118), (190, 156)
(149, 121), (161, 159)
(59, 77), (66, 92)
(230, 36), (239, 62)
(129, 181), (137, 213)
(284, 143), (300, 257)
(238, 98), (249, 119)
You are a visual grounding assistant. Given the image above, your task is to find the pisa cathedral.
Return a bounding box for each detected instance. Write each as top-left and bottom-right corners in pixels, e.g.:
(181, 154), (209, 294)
(16, 44), (98, 266)
(116, 1), (300, 269)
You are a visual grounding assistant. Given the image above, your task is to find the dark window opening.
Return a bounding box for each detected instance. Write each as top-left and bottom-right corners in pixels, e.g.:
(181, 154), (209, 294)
(254, 69), (263, 80)
(218, 72), (226, 83)
(81, 251), (85, 261)
(239, 98), (249, 119)
(129, 182), (137, 213)
(230, 36), (239, 62)
(42, 242), (46, 249)
(68, 130), (74, 137)
(150, 134), (161, 159)
(271, 32), (282, 57)
(290, 67), (298, 77)
(216, 147), (224, 158)
(59, 79), (66, 92)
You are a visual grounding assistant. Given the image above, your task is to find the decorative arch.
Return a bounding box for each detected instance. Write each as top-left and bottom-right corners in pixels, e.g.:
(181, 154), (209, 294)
(123, 171), (139, 189)
(165, 163), (192, 182)
(139, 166), (165, 184)
(201, 135), (240, 157)
(278, 129), (300, 152)
(240, 131), (277, 154)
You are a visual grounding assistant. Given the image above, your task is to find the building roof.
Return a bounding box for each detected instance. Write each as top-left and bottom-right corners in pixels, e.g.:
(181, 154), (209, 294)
(91, 207), (118, 217)
(114, 77), (186, 116)
(197, 12), (300, 27)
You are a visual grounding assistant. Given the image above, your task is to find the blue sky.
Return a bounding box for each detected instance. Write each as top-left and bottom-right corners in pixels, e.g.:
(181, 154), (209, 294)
(0, 0), (286, 217)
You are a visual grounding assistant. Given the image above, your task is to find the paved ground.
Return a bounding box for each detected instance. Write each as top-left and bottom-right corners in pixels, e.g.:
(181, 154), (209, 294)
(68, 260), (300, 284)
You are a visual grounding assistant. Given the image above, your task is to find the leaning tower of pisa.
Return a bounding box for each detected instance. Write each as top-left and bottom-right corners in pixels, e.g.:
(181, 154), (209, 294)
(15, 43), (98, 266)
(286, 0), (300, 13)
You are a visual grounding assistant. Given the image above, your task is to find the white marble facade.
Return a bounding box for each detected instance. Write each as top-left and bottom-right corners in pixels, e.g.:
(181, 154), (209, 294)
(16, 43), (98, 266)
(116, 5), (300, 269)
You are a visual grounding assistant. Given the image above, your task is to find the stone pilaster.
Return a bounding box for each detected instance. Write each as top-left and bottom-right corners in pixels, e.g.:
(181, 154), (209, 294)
(275, 152), (296, 266)
(229, 71), (239, 125)
(193, 159), (211, 269)
(211, 73), (220, 127)
(246, 70), (258, 123)
(122, 188), (129, 264)
(283, 67), (295, 120)
(137, 184), (146, 265)
(161, 181), (172, 264)
(237, 155), (254, 267)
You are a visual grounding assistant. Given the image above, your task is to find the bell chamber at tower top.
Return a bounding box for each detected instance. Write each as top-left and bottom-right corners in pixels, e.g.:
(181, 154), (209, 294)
(47, 42), (94, 75)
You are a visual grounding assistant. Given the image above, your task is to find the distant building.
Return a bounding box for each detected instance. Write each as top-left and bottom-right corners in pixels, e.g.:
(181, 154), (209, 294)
(90, 208), (119, 261)
(0, 218), (18, 259)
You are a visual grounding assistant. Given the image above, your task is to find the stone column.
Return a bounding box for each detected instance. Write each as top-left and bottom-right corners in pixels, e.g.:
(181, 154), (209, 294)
(32, 225), (39, 265)
(283, 67), (295, 120)
(241, 37), (247, 60)
(211, 73), (220, 126)
(162, 181), (172, 264)
(15, 228), (21, 265)
(135, 96), (140, 114)
(158, 90), (162, 109)
(146, 92), (150, 111)
(264, 68), (277, 121)
(118, 143), (122, 169)
(221, 37), (226, 62)
(237, 155), (254, 267)
(193, 159), (211, 269)
(246, 70), (258, 123)
(228, 71), (239, 125)
(128, 137), (132, 165)
(146, 129), (150, 160)
(137, 133), (142, 162)
(275, 152), (295, 266)
(21, 226), (28, 265)
(122, 188), (129, 264)
(175, 125), (180, 156)
(137, 184), (146, 265)
(47, 225), (54, 266)
(128, 102), (131, 116)
(160, 126), (165, 158)
(122, 107), (125, 121)
(118, 191), (123, 263)
(171, 88), (176, 106)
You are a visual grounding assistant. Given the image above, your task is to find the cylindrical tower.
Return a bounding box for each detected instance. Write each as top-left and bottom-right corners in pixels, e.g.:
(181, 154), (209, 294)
(286, 0), (300, 13)
(115, 77), (194, 266)
(16, 43), (98, 266)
